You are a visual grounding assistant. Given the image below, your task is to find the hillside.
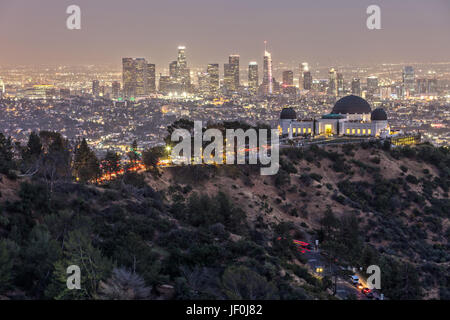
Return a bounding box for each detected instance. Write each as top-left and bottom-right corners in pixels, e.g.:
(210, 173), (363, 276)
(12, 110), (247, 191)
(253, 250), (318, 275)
(0, 138), (449, 300)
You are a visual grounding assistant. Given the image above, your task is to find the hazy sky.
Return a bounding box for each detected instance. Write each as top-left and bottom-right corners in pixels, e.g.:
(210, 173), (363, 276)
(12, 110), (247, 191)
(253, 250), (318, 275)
(0, 0), (449, 68)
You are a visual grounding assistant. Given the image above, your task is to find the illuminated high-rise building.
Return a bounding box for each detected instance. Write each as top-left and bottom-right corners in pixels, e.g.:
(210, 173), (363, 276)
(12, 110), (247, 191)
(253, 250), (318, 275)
(351, 78), (361, 96)
(367, 76), (379, 98)
(282, 70), (296, 95)
(262, 42), (273, 95)
(122, 58), (156, 98)
(134, 58), (147, 96)
(300, 62), (309, 89)
(223, 55), (240, 92)
(175, 46), (191, 92)
(402, 66), (415, 95)
(92, 80), (100, 97)
(328, 68), (337, 96)
(303, 71), (312, 90)
(229, 55), (240, 91)
(177, 46), (187, 69)
(207, 63), (220, 94)
(169, 61), (178, 79)
(122, 58), (136, 98)
(159, 74), (171, 94)
(146, 63), (156, 94)
(224, 63), (233, 92)
(248, 62), (259, 95)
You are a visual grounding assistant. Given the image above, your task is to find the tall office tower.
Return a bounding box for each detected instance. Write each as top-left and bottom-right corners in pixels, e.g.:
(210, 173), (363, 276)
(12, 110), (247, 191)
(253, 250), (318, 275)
(224, 63), (233, 92)
(351, 78), (361, 96)
(427, 79), (438, 94)
(228, 55), (240, 91)
(122, 58), (136, 98)
(337, 73), (344, 96)
(402, 66), (415, 95)
(207, 63), (220, 94)
(300, 62), (309, 89)
(176, 46), (191, 92)
(303, 71), (312, 90)
(134, 58), (147, 96)
(328, 68), (337, 96)
(122, 58), (155, 97)
(92, 80), (100, 97)
(177, 46), (187, 69)
(248, 62), (259, 95)
(366, 76), (379, 98)
(262, 42), (273, 95)
(146, 63), (156, 93)
(112, 81), (121, 99)
(282, 70), (295, 95)
(159, 74), (171, 94)
(169, 61), (178, 79)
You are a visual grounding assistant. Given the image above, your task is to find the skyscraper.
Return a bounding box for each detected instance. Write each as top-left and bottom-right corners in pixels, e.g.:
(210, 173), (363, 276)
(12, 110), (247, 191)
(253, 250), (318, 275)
(230, 55), (240, 91)
(122, 58), (156, 98)
(367, 76), (379, 98)
(303, 71), (312, 90)
(328, 68), (337, 96)
(146, 63), (156, 94)
(300, 62), (309, 89)
(282, 70), (295, 95)
(122, 58), (136, 98)
(134, 58), (147, 97)
(262, 42), (273, 95)
(351, 78), (361, 96)
(224, 55), (240, 92)
(207, 63), (220, 95)
(224, 63), (233, 92)
(403, 66), (415, 95)
(248, 62), (258, 95)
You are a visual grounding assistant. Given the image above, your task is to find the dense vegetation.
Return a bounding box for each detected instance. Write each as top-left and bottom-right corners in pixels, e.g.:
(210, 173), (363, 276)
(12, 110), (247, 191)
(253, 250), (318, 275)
(0, 129), (449, 300)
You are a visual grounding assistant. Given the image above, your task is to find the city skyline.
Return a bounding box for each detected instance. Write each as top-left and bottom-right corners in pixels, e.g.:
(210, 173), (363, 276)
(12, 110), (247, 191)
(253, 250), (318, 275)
(0, 0), (449, 67)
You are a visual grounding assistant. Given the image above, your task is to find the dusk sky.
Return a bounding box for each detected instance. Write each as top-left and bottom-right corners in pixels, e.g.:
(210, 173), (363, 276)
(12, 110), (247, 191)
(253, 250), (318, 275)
(0, 0), (449, 67)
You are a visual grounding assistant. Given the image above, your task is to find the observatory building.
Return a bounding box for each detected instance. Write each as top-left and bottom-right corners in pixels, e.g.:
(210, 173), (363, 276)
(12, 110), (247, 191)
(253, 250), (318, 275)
(279, 95), (390, 138)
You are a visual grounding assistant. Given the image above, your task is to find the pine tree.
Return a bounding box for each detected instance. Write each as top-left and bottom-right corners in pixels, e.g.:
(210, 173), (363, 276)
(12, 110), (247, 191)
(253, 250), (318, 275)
(73, 139), (100, 182)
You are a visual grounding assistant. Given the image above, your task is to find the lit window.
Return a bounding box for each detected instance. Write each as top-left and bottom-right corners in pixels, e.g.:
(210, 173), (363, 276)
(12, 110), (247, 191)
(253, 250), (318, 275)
(308, 128), (312, 133)
(293, 128), (296, 134)
(352, 129), (356, 134)
(346, 129), (350, 134)
(357, 129), (361, 134)
(303, 128), (306, 133)
(368, 129), (372, 135)
(362, 129), (366, 135)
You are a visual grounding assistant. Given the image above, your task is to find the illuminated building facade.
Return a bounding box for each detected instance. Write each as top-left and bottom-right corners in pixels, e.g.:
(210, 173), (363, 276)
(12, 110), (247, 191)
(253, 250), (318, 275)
(279, 95), (390, 138)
